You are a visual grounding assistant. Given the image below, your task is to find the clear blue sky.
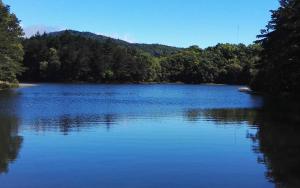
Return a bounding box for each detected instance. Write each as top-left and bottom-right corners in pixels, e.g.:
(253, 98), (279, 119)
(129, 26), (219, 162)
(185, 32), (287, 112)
(4, 0), (279, 48)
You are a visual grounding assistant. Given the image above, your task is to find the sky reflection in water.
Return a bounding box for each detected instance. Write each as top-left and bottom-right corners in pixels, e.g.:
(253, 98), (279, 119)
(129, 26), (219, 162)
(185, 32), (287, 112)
(0, 84), (298, 188)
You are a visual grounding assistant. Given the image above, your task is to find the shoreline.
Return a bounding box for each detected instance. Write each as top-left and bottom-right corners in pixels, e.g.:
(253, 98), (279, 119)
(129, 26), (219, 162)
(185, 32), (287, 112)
(19, 83), (39, 88)
(17, 81), (237, 86)
(1, 82), (39, 90)
(0, 81), (18, 90)
(3, 81), (250, 91)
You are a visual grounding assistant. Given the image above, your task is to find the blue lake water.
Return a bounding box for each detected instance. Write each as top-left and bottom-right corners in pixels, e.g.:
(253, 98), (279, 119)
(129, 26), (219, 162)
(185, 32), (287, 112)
(0, 84), (298, 188)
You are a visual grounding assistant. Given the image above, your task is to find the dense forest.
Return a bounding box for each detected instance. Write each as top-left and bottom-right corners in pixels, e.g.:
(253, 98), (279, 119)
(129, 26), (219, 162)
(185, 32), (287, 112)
(20, 32), (261, 84)
(1, 0), (299, 98)
(49, 30), (182, 57)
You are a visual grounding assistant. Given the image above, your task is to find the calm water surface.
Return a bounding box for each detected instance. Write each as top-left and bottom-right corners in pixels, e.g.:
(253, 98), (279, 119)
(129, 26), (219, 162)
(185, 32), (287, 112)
(0, 84), (299, 188)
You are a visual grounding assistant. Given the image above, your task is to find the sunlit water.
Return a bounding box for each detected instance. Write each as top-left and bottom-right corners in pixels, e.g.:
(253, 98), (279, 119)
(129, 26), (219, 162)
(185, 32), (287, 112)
(0, 84), (298, 188)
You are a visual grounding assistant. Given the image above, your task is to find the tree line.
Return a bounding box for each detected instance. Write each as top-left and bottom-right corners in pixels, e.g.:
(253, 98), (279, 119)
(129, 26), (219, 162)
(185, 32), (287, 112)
(21, 32), (160, 83)
(20, 32), (261, 84)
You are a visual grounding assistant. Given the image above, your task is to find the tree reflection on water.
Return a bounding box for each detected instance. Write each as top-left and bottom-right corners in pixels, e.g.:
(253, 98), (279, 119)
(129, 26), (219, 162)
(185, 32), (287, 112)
(0, 91), (23, 174)
(31, 114), (118, 135)
(0, 89), (299, 187)
(250, 99), (300, 188)
(0, 115), (23, 174)
(185, 99), (300, 188)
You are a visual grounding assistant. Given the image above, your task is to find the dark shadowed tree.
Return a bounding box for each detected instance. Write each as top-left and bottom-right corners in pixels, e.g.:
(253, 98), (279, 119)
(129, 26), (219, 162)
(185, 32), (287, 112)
(251, 0), (300, 97)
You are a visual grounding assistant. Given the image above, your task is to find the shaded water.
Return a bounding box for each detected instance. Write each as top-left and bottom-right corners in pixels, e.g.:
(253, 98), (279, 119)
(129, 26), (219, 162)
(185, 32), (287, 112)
(0, 84), (299, 188)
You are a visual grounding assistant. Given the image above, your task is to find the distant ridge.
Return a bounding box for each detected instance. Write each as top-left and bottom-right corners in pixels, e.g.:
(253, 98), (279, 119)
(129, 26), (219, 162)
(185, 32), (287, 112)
(49, 30), (183, 56)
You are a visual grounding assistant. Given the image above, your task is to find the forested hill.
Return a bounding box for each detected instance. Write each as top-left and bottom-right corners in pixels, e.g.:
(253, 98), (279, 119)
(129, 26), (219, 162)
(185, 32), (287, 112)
(49, 30), (182, 57)
(21, 30), (261, 84)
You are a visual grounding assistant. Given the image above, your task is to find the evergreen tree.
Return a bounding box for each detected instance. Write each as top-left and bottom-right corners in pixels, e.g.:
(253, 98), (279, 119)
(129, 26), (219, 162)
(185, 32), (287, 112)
(251, 0), (300, 97)
(0, 0), (24, 85)
(21, 31), (261, 84)
(47, 48), (61, 81)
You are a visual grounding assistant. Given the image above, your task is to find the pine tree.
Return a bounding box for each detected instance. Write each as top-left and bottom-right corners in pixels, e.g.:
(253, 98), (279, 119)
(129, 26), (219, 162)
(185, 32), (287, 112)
(0, 0), (24, 86)
(252, 0), (300, 97)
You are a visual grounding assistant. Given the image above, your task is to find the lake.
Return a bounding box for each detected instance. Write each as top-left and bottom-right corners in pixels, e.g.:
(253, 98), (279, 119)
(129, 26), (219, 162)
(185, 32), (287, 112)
(0, 84), (299, 188)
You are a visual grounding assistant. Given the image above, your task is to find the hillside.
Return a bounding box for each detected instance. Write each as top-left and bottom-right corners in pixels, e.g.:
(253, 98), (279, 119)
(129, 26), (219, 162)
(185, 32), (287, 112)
(49, 30), (182, 56)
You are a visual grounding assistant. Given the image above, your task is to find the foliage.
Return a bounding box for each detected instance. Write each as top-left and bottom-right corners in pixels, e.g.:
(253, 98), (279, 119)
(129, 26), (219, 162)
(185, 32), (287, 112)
(0, 0), (24, 84)
(50, 30), (182, 57)
(22, 32), (261, 84)
(251, 0), (300, 97)
(21, 32), (160, 83)
(160, 44), (261, 84)
(21, 32), (261, 84)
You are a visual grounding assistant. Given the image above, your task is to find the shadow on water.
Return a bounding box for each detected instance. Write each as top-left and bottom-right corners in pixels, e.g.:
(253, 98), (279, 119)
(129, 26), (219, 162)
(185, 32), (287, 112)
(31, 114), (118, 134)
(0, 91), (23, 174)
(186, 98), (300, 188)
(249, 99), (300, 188)
(185, 108), (258, 125)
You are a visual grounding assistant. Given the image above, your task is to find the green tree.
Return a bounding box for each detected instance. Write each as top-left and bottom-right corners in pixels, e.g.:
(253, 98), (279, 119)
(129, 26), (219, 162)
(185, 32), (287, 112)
(47, 48), (61, 81)
(21, 30), (260, 85)
(251, 0), (300, 97)
(0, 0), (24, 84)
(160, 46), (201, 83)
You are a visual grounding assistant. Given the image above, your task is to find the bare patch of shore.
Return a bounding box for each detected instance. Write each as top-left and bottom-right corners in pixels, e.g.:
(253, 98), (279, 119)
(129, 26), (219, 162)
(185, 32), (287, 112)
(19, 83), (39, 88)
(238, 87), (252, 93)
